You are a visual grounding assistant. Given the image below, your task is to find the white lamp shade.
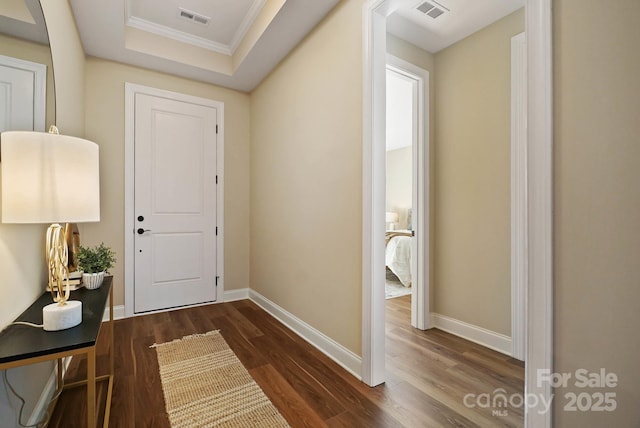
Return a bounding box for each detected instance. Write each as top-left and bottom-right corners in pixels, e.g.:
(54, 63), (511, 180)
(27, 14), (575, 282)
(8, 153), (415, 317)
(1, 131), (100, 223)
(385, 211), (398, 223)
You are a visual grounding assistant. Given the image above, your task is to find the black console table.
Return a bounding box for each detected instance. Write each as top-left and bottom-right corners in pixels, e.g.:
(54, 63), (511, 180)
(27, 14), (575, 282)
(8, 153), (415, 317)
(0, 276), (114, 428)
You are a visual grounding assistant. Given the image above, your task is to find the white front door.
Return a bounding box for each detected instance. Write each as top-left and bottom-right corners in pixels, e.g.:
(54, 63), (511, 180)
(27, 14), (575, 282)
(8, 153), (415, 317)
(133, 93), (218, 313)
(0, 54), (46, 132)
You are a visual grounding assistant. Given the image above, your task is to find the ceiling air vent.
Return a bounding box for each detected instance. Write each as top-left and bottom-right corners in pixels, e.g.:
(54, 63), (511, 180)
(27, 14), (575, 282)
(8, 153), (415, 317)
(416, 1), (435, 13)
(178, 7), (210, 25)
(415, 1), (447, 19)
(427, 7), (444, 18)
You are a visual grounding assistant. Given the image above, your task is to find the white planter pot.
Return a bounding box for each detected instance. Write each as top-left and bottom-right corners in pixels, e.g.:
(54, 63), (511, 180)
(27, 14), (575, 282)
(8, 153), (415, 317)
(83, 272), (105, 290)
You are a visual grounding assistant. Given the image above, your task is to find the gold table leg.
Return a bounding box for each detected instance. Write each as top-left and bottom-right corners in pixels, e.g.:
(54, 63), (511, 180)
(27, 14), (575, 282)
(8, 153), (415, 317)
(87, 347), (96, 428)
(104, 285), (115, 428)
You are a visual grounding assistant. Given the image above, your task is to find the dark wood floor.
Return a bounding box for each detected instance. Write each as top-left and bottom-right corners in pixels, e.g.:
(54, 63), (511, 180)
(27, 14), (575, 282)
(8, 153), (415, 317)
(48, 295), (524, 427)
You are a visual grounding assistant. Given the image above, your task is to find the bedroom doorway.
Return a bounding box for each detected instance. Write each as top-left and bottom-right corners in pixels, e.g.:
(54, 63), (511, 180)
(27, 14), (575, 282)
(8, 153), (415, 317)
(385, 57), (429, 330)
(365, 4), (553, 425)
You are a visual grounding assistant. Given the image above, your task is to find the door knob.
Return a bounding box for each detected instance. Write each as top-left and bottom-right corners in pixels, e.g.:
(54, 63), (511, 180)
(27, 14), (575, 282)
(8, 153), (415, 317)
(137, 228), (151, 235)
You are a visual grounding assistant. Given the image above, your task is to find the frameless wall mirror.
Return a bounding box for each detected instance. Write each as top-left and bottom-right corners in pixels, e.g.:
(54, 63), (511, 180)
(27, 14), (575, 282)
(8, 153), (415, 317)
(0, 0), (55, 132)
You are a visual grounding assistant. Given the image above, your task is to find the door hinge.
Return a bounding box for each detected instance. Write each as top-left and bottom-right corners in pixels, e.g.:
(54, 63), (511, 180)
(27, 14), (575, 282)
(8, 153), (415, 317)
(216, 175), (218, 184)
(216, 124), (218, 134)
(215, 276), (220, 286)
(216, 226), (218, 236)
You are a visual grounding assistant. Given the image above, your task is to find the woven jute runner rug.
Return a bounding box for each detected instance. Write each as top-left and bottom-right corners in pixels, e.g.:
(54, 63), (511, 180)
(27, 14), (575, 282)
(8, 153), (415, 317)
(152, 330), (290, 427)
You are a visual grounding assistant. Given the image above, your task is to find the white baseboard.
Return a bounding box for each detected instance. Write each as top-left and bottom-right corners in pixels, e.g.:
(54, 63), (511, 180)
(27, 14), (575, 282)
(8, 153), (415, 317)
(248, 290), (362, 380)
(27, 357), (72, 426)
(100, 289), (362, 383)
(107, 287), (250, 322)
(102, 305), (126, 322)
(223, 288), (250, 302)
(430, 313), (512, 356)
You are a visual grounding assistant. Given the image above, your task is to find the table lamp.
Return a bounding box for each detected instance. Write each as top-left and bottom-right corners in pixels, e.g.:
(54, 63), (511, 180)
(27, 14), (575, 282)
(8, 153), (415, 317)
(385, 211), (398, 230)
(1, 127), (100, 331)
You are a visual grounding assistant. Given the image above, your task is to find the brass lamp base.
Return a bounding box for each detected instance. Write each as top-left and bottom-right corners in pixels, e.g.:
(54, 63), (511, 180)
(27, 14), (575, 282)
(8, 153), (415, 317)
(45, 223), (83, 330)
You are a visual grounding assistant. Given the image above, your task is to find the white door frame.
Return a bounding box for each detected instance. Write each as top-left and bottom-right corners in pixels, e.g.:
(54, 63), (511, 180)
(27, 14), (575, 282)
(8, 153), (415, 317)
(0, 54), (47, 132)
(524, 1), (553, 426)
(386, 55), (430, 330)
(362, 1), (553, 427)
(124, 83), (225, 318)
(511, 32), (527, 361)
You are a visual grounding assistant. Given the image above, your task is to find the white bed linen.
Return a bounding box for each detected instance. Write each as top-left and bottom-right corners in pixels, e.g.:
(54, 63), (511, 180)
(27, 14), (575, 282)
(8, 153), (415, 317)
(385, 234), (412, 287)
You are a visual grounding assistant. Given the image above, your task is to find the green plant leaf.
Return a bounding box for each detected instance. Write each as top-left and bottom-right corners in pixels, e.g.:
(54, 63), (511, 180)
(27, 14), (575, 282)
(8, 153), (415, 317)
(77, 243), (116, 274)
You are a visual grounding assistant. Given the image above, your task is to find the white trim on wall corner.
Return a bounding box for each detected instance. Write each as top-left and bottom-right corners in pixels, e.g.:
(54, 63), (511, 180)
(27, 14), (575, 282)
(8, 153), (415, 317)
(361, 0), (390, 388)
(102, 305), (126, 322)
(100, 289), (248, 323)
(248, 290), (362, 380)
(525, 0), (553, 426)
(431, 313), (512, 356)
(223, 288), (250, 302)
(511, 31), (528, 362)
(98, 289), (361, 382)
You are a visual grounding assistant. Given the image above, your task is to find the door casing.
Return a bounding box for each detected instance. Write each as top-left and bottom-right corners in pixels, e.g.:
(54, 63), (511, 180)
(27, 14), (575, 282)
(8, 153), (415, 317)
(386, 55), (430, 331)
(0, 54), (46, 132)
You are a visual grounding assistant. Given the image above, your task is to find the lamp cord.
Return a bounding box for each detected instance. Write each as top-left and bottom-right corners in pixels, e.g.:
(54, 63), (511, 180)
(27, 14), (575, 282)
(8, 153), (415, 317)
(2, 366), (65, 428)
(10, 322), (43, 329)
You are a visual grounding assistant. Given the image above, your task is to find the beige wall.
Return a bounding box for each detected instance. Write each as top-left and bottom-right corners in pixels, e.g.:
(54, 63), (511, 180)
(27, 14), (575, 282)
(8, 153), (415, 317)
(82, 58), (251, 306)
(0, 221), (48, 426)
(250, 0), (363, 354)
(554, 0), (640, 424)
(433, 9), (523, 335)
(0, 33), (55, 129)
(386, 147), (412, 230)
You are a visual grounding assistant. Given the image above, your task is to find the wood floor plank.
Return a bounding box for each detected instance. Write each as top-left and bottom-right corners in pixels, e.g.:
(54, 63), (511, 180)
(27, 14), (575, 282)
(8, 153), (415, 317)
(133, 334), (170, 427)
(239, 308), (404, 428)
(212, 312), (270, 370)
(109, 374), (134, 428)
(187, 304), (221, 332)
(384, 380), (481, 428)
(250, 363), (328, 428)
(113, 317), (134, 378)
(249, 333), (347, 421)
(167, 307), (199, 338)
(223, 301), (265, 340)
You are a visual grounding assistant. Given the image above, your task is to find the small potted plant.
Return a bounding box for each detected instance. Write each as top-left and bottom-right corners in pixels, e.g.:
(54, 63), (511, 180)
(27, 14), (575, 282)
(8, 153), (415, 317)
(77, 243), (116, 289)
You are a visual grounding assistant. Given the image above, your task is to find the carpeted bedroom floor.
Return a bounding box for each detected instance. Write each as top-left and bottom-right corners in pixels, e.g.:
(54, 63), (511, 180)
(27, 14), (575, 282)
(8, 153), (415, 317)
(385, 269), (411, 299)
